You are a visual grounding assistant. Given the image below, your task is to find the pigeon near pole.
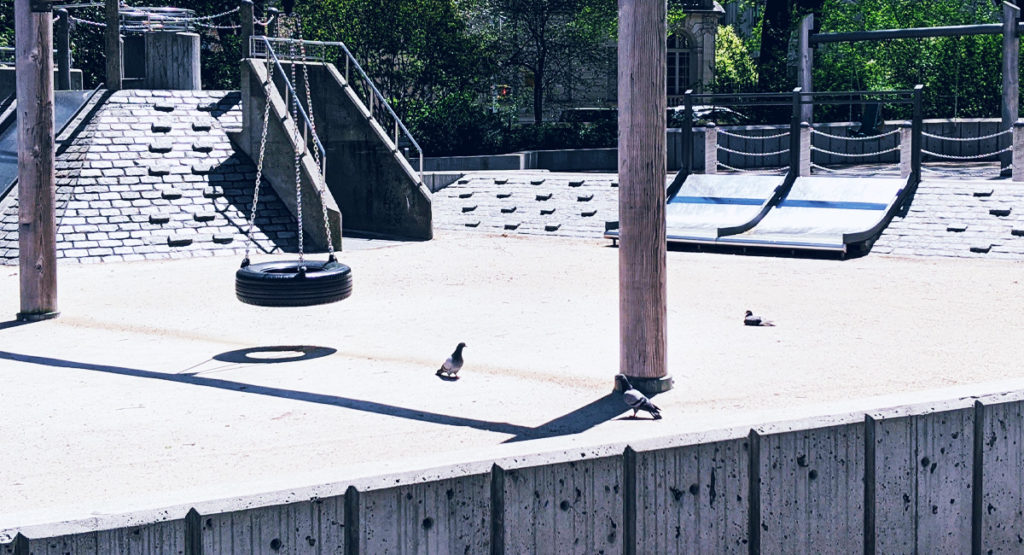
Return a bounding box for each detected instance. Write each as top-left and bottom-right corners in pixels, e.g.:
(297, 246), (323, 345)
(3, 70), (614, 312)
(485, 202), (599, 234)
(615, 375), (662, 420)
(744, 310), (774, 327)
(436, 342), (466, 379)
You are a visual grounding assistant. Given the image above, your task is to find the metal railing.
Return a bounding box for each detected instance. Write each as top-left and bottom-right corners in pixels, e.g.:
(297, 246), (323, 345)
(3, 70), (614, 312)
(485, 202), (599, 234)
(250, 36), (424, 182)
(0, 47), (13, 67)
(256, 36), (327, 179)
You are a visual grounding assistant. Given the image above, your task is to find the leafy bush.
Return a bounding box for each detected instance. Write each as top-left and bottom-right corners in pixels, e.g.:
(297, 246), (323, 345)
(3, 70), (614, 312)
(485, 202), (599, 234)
(713, 25), (757, 93)
(403, 92), (509, 156)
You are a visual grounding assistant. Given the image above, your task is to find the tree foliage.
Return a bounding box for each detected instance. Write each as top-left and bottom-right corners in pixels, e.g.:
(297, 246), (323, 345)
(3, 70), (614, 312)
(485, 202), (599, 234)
(713, 24), (757, 93)
(480, 0), (616, 124)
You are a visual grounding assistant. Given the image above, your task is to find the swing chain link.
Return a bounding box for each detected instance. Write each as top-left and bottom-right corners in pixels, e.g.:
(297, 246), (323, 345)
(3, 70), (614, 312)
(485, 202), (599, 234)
(289, 35), (306, 268)
(297, 16), (335, 259)
(242, 59), (274, 267)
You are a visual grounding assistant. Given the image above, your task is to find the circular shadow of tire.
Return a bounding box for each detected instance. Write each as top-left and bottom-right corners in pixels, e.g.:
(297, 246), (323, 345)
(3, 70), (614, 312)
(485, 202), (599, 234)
(213, 345), (337, 364)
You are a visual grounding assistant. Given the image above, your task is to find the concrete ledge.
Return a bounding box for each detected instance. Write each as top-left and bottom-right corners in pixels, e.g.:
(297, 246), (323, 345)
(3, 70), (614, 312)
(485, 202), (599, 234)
(9, 378), (1024, 552)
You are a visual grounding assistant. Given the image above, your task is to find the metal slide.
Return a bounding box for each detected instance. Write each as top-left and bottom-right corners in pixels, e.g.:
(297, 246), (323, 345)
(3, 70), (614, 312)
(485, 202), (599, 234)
(718, 175), (909, 253)
(605, 172), (790, 244)
(0, 89), (97, 200)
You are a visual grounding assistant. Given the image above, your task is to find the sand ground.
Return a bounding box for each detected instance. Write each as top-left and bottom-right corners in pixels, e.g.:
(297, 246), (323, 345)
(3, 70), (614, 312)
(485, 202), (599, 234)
(2, 231), (1023, 526)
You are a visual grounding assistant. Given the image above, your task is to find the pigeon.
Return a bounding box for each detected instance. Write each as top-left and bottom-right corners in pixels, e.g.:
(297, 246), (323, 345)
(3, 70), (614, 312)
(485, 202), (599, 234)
(614, 375), (662, 420)
(436, 342), (466, 378)
(744, 310), (775, 327)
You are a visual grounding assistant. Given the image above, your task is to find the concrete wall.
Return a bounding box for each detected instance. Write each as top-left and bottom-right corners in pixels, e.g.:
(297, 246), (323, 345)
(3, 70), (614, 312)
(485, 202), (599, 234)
(9, 391), (1024, 553)
(237, 60), (342, 252)
(292, 62), (432, 241)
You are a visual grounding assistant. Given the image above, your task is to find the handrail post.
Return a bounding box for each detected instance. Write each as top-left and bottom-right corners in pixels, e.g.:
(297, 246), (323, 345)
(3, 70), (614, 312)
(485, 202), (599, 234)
(266, 7), (279, 38)
(799, 122), (811, 176)
(911, 84), (923, 186)
(682, 89), (693, 178)
(790, 87), (802, 175)
(1013, 119), (1024, 182)
(899, 122), (912, 179)
(1002, 1), (1020, 176)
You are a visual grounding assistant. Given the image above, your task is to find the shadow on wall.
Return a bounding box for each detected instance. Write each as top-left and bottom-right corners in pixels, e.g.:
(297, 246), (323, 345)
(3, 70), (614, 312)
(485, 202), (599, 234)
(0, 349), (632, 442)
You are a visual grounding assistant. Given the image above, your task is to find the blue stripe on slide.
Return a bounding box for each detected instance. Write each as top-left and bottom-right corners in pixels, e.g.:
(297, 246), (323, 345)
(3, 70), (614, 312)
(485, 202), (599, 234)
(669, 196), (765, 206)
(778, 199), (889, 210)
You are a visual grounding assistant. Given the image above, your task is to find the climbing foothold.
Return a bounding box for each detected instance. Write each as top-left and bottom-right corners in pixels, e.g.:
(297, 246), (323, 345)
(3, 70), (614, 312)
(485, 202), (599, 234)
(577, 194), (594, 202)
(500, 206), (518, 214)
(536, 193), (553, 201)
(461, 205), (478, 213)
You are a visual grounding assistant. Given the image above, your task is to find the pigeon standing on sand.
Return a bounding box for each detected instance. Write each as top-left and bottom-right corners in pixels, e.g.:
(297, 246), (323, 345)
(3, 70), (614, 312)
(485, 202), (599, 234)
(744, 310), (774, 327)
(436, 342), (466, 378)
(614, 375), (662, 420)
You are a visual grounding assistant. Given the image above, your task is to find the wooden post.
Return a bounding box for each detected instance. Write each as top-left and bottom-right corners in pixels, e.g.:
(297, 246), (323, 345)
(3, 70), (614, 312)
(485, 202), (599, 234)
(240, 0), (254, 52)
(789, 88), (802, 175)
(1013, 120), (1024, 182)
(798, 14), (814, 124)
(55, 8), (71, 90)
(799, 122), (811, 176)
(105, 0), (121, 90)
(15, 0), (59, 321)
(911, 84), (923, 187)
(617, 0), (670, 393)
(899, 122), (912, 179)
(1001, 2), (1019, 176)
(266, 8), (279, 38)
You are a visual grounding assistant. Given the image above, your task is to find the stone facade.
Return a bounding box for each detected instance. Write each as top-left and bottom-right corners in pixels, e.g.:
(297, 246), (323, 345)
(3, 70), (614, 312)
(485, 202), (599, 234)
(0, 90), (303, 265)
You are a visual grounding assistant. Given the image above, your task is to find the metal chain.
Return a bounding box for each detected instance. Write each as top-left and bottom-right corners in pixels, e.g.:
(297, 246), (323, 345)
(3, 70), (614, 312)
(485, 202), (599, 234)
(921, 146), (1012, 160)
(69, 15), (106, 27)
(297, 16), (335, 259)
(193, 21), (240, 30)
(810, 128), (900, 141)
(717, 144), (789, 157)
(810, 145), (901, 158)
(289, 35), (305, 266)
(716, 161), (787, 174)
(716, 129), (790, 141)
(922, 129), (1010, 142)
(242, 61), (274, 266)
(809, 161), (897, 174)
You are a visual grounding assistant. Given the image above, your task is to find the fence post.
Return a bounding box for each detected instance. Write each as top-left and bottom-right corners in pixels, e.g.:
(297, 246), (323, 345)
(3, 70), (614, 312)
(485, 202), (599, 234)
(55, 8), (71, 90)
(240, 0), (254, 51)
(911, 85), (923, 186)
(798, 14), (814, 124)
(704, 123), (717, 174)
(1001, 2), (1019, 177)
(800, 122), (811, 176)
(682, 89), (693, 178)
(899, 122), (912, 179)
(1013, 120), (1024, 182)
(790, 88), (802, 176)
(104, 0), (121, 90)
(266, 8), (279, 38)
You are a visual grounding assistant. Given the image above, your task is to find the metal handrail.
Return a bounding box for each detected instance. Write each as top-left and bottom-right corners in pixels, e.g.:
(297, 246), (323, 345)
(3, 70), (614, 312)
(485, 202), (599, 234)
(250, 36), (424, 182)
(258, 37), (327, 178)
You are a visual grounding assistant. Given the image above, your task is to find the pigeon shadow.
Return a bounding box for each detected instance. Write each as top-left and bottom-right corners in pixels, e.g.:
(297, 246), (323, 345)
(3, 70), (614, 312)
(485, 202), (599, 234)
(0, 350), (533, 437)
(502, 393), (627, 443)
(212, 345), (337, 364)
(436, 374), (460, 382)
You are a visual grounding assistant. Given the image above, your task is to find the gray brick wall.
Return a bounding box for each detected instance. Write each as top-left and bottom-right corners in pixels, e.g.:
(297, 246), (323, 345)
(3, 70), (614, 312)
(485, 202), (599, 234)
(0, 90), (305, 265)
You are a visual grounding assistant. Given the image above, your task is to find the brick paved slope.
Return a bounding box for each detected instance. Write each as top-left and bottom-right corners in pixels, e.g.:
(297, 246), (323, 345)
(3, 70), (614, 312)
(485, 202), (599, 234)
(873, 178), (1024, 259)
(431, 172), (620, 238)
(0, 90), (302, 264)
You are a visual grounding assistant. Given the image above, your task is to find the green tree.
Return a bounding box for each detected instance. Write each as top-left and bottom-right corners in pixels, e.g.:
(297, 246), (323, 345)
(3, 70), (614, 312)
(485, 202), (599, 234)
(713, 24), (757, 93)
(481, 0), (616, 124)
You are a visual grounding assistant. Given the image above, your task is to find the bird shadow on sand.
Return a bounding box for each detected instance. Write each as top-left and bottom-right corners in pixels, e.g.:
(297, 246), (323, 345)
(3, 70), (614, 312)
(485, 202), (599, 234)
(436, 374), (460, 382)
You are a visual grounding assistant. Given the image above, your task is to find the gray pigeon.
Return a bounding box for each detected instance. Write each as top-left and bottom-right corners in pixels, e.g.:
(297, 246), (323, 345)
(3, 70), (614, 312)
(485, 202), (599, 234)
(436, 342), (466, 378)
(614, 375), (662, 419)
(744, 310), (774, 327)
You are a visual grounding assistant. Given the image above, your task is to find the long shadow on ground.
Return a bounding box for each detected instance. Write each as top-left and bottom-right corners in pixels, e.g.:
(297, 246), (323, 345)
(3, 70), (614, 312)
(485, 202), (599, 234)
(0, 350), (636, 442)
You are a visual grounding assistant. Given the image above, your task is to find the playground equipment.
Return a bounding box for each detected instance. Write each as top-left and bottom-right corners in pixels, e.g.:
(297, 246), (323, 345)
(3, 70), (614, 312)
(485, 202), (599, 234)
(236, 35), (351, 307)
(607, 87), (922, 255)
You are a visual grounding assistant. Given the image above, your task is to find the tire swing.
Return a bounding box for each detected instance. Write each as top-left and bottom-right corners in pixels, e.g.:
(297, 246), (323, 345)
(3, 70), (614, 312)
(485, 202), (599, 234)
(235, 43), (351, 307)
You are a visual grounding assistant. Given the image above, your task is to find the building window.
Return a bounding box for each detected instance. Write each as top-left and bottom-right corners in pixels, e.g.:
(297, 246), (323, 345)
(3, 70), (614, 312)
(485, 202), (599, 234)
(667, 33), (692, 104)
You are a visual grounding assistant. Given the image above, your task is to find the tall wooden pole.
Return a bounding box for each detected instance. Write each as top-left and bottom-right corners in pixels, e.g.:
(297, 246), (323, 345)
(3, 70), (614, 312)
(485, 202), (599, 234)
(798, 14), (814, 124)
(15, 0), (59, 321)
(617, 0), (671, 393)
(105, 0), (121, 90)
(55, 8), (71, 90)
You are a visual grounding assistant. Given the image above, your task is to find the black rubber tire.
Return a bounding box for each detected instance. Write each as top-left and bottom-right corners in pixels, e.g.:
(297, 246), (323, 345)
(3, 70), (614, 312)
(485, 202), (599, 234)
(236, 260), (352, 307)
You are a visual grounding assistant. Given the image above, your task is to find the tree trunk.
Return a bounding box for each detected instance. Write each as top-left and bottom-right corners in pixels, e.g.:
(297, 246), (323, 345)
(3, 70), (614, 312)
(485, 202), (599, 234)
(533, 60), (545, 124)
(757, 0), (824, 93)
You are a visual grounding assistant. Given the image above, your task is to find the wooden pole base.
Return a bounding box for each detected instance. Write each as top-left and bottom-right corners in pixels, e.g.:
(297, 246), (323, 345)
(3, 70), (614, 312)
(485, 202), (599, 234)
(17, 310), (60, 322)
(614, 375), (675, 395)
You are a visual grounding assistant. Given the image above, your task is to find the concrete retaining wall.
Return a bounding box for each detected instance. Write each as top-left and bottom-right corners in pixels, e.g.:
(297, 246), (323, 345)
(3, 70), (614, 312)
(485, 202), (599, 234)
(8, 391), (1024, 553)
